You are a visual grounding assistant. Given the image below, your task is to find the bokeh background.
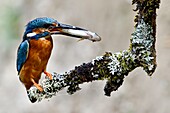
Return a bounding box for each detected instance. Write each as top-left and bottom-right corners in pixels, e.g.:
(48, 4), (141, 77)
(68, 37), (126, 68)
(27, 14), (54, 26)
(0, 0), (169, 113)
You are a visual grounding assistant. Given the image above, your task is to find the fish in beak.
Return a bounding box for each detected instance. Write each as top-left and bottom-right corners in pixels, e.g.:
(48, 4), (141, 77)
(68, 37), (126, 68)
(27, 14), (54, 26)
(50, 23), (101, 42)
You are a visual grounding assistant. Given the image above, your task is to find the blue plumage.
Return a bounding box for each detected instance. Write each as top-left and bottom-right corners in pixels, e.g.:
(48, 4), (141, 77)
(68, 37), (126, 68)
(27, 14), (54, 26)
(26, 17), (57, 31)
(17, 40), (29, 74)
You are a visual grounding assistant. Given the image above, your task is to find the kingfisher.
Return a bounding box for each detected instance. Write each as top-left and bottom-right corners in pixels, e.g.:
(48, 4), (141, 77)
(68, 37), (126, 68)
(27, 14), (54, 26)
(16, 17), (101, 96)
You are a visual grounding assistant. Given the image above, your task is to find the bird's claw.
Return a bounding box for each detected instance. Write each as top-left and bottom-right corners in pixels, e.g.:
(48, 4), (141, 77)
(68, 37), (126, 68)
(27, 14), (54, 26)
(31, 78), (43, 92)
(44, 71), (53, 80)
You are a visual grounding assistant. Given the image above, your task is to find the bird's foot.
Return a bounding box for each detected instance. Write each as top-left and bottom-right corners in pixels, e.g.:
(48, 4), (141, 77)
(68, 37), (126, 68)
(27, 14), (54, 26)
(31, 79), (43, 92)
(44, 71), (53, 80)
(35, 84), (43, 92)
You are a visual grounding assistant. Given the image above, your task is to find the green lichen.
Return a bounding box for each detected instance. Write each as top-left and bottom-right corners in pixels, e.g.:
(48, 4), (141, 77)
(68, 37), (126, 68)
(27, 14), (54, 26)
(130, 19), (156, 75)
(132, 0), (160, 37)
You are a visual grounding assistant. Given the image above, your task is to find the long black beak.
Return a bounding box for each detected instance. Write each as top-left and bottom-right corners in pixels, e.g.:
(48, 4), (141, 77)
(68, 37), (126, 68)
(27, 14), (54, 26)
(50, 23), (101, 42)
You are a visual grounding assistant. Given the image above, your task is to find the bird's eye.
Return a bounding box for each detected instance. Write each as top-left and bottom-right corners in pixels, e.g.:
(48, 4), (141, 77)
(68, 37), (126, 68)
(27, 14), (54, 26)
(48, 25), (55, 30)
(44, 24), (54, 29)
(44, 24), (51, 28)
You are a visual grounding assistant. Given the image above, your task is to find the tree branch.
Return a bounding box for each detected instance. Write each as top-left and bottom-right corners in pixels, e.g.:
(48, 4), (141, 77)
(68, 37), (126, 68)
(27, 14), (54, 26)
(27, 0), (160, 103)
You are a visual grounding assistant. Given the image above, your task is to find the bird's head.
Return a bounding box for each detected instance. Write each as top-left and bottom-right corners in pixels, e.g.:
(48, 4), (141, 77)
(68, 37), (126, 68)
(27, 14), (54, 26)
(23, 17), (101, 42)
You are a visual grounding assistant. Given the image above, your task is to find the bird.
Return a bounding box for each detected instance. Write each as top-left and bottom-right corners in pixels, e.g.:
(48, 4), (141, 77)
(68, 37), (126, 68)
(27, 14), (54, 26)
(16, 17), (101, 99)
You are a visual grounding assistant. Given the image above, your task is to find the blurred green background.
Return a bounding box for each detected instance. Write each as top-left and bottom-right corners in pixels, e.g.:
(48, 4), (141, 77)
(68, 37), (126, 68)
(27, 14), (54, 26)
(0, 0), (170, 113)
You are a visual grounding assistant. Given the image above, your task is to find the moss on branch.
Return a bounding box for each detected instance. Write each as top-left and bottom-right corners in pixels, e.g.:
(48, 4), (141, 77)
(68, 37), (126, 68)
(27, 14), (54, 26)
(27, 0), (160, 103)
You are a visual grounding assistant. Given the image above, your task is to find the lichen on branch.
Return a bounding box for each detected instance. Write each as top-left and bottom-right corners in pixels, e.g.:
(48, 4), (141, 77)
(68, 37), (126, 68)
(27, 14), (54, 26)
(27, 0), (160, 103)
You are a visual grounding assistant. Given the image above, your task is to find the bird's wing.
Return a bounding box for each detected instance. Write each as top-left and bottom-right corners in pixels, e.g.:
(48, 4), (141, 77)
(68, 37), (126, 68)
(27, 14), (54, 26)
(16, 40), (29, 75)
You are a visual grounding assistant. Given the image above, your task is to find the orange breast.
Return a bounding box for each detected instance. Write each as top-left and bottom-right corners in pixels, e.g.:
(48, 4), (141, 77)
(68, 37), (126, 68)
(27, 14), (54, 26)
(19, 37), (53, 90)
